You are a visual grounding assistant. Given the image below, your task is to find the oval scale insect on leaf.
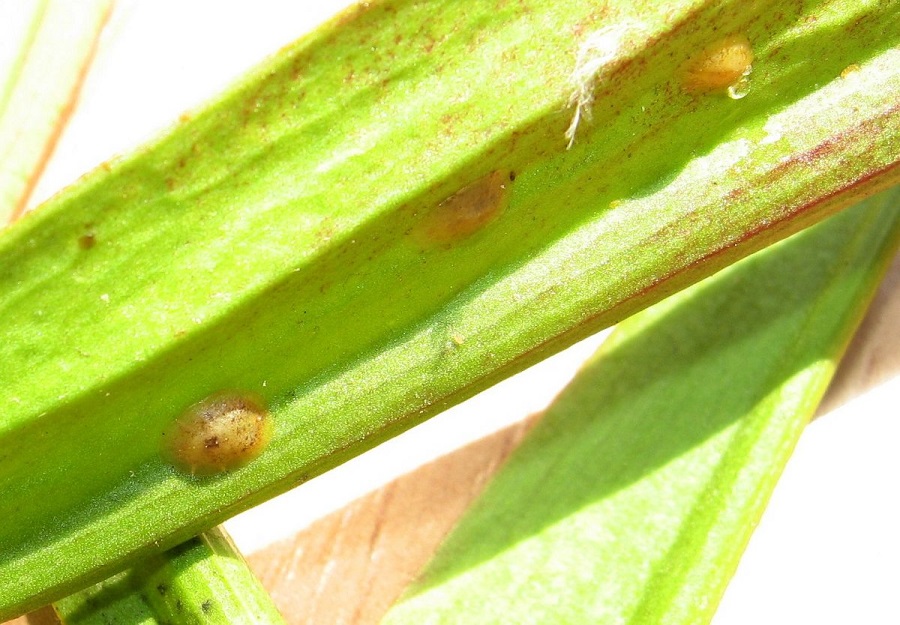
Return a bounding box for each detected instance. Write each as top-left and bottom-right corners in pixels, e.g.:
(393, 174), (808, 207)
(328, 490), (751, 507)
(680, 34), (754, 94)
(412, 169), (512, 247)
(163, 392), (272, 477)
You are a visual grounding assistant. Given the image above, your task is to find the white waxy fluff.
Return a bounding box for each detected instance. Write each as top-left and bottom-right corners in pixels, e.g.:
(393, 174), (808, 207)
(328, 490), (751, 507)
(565, 20), (646, 148)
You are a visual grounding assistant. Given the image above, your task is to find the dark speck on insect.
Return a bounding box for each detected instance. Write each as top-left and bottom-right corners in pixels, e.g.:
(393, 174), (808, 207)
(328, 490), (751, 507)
(163, 392), (272, 477)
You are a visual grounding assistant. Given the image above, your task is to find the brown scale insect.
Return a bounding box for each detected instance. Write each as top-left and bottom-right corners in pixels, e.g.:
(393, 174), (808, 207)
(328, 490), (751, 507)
(681, 34), (754, 94)
(163, 392), (272, 476)
(413, 169), (512, 246)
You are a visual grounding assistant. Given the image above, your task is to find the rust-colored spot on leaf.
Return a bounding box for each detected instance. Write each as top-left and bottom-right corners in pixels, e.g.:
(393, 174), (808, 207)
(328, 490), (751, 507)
(681, 34), (753, 93)
(413, 170), (511, 246)
(163, 392), (272, 476)
(78, 233), (96, 250)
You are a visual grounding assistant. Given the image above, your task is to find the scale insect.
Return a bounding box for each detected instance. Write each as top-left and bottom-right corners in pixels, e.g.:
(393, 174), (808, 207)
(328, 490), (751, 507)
(680, 34), (754, 94)
(163, 391), (273, 476)
(412, 169), (512, 246)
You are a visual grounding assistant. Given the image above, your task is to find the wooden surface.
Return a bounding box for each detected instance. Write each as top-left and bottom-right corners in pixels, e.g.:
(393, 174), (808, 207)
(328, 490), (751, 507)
(815, 254), (900, 417)
(246, 415), (538, 625)
(10, 254), (900, 625)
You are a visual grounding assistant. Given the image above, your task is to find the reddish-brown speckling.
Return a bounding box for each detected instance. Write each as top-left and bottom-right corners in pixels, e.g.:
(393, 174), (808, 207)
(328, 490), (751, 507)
(725, 186), (748, 204)
(440, 112), (460, 129)
(574, 4), (611, 37)
(413, 170), (512, 247)
(163, 392), (272, 476)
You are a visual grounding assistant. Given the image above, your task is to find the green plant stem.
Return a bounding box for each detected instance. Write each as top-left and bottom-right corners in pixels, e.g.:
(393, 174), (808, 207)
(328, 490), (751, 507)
(52, 527), (286, 625)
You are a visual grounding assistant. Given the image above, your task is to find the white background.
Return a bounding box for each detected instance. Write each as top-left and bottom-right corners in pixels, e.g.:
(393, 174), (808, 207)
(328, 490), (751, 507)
(17, 1), (900, 623)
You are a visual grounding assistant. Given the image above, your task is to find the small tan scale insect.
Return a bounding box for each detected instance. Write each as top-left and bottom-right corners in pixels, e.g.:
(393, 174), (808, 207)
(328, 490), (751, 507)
(841, 64), (861, 79)
(412, 169), (512, 246)
(163, 392), (272, 476)
(681, 34), (754, 94)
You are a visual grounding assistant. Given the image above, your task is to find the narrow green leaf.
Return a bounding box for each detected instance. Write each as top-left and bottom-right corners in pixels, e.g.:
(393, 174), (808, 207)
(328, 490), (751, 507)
(381, 188), (900, 624)
(0, 0), (112, 222)
(53, 527), (285, 625)
(0, 0), (897, 617)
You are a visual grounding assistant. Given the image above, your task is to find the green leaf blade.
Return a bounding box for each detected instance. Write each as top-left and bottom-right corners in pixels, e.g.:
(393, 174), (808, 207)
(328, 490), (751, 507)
(0, 0), (111, 222)
(382, 188), (900, 624)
